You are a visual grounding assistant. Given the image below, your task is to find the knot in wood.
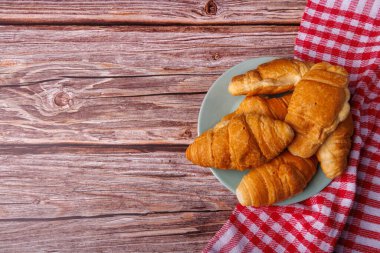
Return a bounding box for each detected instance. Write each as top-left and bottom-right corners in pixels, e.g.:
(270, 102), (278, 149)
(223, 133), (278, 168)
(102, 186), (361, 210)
(212, 53), (220, 60)
(181, 128), (192, 138)
(54, 92), (72, 107)
(205, 0), (217, 15)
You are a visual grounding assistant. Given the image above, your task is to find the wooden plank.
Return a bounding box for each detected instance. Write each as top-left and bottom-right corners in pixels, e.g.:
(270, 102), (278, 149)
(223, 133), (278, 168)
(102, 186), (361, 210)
(0, 148), (233, 250)
(0, 25), (297, 77)
(0, 210), (231, 252)
(0, 25), (297, 145)
(0, 149), (236, 219)
(0, 82), (203, 145)
(0, 0), (305, 25)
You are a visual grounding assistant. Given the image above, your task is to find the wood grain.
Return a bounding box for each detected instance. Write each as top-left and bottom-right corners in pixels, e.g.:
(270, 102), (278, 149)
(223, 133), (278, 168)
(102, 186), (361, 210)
(0, 19), (300, 251)
(0, 210), (231, 252)
(0, 25), (297, 145)
(0, 148), (235, 251)
(0, 149), (236, 219)
(0, 0), (305, 25)
(0, 25), (298, 78)
(0, 84), (203, 145)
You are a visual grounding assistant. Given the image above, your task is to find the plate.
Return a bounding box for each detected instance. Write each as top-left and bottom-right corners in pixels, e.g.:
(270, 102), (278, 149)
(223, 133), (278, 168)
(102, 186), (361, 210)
(198, 57), (332, 206)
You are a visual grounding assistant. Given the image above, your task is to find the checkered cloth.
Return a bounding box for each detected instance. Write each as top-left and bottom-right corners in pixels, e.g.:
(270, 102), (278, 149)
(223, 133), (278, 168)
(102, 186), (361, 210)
(204, 0), (380, 252)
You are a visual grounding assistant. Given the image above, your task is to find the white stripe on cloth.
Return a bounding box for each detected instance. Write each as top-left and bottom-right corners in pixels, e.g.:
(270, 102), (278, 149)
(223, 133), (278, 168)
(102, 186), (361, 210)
(210, 224), (238, 252)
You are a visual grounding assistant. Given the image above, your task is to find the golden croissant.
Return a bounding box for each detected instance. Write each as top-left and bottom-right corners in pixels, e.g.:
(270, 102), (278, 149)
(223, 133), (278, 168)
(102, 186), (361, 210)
(285, 62), (351, 158)
(317, 113), (354, 179)
(228, 58), (313, 96)
(221, 94), (292, 122)
(224, 93), (354, 179)
(236, 151), (317, 207)
(186, 114), (294, 170)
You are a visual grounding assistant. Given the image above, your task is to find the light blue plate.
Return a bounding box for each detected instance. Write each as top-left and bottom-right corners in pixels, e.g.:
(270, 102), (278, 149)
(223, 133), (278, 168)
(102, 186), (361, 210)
(198, 57), (332, 206)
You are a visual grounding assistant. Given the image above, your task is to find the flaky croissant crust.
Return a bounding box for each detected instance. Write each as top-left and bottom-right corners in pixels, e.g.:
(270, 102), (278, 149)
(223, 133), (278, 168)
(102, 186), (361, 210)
(228, 58), (313, 96)
(186, 114), (294, 170)
(317, 113), (354, 179)
(285, 62), (351, 158)
(236, 151), (317, 207)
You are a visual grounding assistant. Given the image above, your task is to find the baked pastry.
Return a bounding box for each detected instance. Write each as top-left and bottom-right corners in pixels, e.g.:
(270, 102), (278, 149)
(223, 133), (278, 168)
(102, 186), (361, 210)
(285, 62), (351, 158)
(236, 151), (317, 207)
(186, 114), (294, 170)
(228, 58), (313, 96)
(221, 94), (292, 122)
(317, 113), (354, 179)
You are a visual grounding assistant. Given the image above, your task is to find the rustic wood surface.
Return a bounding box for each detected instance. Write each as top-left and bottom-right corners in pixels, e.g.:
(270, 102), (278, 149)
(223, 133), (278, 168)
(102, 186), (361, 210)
(0, 149), (235, 252)
(0, 1), (303, 252)
(0, 25), (297, 145)
(0, 0), (304, 25)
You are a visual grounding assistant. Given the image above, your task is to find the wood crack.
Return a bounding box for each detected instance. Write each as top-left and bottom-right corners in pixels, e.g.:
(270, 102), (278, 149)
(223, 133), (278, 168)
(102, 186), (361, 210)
(86, 91), (207, 99)
(0, 143), (189, 154)
(0, 21), (301, 27)
(0, 209), (232, 222)
(60, 73), (219, 79)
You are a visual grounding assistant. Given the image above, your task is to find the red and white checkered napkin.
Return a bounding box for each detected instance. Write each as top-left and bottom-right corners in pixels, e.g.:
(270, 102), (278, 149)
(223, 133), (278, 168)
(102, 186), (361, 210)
(204, 0), (380, 252)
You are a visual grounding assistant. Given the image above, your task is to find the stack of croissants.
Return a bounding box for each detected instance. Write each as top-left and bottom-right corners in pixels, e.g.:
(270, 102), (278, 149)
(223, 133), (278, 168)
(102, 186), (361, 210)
(186, 58), (354, 207)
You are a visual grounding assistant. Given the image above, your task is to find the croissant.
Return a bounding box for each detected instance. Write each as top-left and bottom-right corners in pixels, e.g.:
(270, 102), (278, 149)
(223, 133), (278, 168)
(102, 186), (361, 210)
(236, 151), (317, 207)
(228, 58), (313, 96)
(285, 62), (351, 158)
(186, 114), (294, 170)
(316, 113), (354, 179)
(221, 94), (292, 122)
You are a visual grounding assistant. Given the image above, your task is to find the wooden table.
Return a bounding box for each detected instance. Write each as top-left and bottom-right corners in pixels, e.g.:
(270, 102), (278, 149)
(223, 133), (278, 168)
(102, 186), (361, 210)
(0, 1), (305, 251)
